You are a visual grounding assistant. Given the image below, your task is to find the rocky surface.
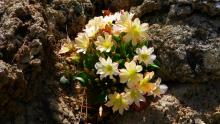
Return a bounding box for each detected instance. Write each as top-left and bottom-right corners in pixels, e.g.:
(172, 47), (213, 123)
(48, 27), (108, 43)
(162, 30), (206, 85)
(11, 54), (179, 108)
(115, 0), (220, 123)
(0, 60), (27, 120)
(0, 0), (220, 123)
(131, 0), (220, 18)
(0, 0), (94, 123)
(115, 81), (220, 124)
(134, 0), (220, 83)
(0, 0), (48, 121)
(149, 23), (220, 83)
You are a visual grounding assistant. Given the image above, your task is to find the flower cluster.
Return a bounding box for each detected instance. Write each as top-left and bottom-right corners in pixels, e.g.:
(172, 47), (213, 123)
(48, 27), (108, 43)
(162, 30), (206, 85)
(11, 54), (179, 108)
(59, 11), (167, 115)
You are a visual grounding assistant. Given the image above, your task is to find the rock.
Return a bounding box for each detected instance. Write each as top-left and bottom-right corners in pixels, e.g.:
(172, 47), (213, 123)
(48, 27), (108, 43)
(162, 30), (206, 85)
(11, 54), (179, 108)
(47, 0), (95, 37)
(30, 39), (42, 57)
(130, 0), (161, 18)
(177, 0), (193, 5)
(62, 118), (70, 124)
(190, 0), (220, 16)
(93, 0), (142, 13)
(1, 0), (220, 123)
(148, 23), (220, 83)
(0, 0), (95, 122)
(132, 0), (220, 19)
(114, 82), (220, 124)
(0, 60), (27, 120)
(168, 4), (193, 18)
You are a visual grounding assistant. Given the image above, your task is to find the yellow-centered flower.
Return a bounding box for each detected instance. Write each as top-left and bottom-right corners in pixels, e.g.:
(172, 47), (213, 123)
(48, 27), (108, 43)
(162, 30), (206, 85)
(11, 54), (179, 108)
(119, 61), (143, 87)
(95, 57), (119, 79)
(149, 78), (168, 97)
(125, 88), (145, 107)
(123, 18), (149, 45)
(134, 46), (156, 66)
(59, 42), (74, 54)
(84, 26), (99, 38)
(74, 33), (90, 54)
(86, 16), (106, 29)
(139, 72), (157, 93)
(95, 33), (114, 52)
(105, 92), (129, 115)
(103, 12), (121, 24)
(112, 11), (134, 35)
(59, 36), (74, 54)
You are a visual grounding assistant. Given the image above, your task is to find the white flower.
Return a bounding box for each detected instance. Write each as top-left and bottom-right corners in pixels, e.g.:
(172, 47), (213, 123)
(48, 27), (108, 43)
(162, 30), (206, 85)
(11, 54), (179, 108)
(119, 61), (143, 88)
(95, 57), (119, 79)
(139, 72), (157, 94)
(105, 92), (129, 115)
(134, 46), (156, 66)
(112, 11), (134, 35)
(118, 11), (134, 25)
(122, 18), (149, 45)
(103, 12), (121, 24)
(150, 78), (168, 97)
(86, 16), (106, 29)
(74, 33), (90, 54)
(84, 26), (99, 38)
(125, 88), (145, 107)
(95, 33), (114, 52)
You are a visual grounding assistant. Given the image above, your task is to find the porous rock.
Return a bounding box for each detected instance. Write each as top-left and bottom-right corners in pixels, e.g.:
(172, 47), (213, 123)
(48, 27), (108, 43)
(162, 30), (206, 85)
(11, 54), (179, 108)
(0, 60), (27, 120)
(115, 82), (220, 124)
(0, 0), (94, 123)
(149, 20), (220, 83)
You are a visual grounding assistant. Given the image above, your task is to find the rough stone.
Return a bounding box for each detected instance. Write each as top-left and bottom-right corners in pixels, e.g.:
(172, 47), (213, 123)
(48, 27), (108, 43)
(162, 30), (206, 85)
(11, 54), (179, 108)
(1, 0), (220, 123)
(148, 23), (220, 83)
(114, 82), (220, 124)
(0, 60), (27, 120)
(0, 0), (94, 123)
(130, 0), (161, 18)
(168, 5), (192, 17)
(110, 0), (143, 11)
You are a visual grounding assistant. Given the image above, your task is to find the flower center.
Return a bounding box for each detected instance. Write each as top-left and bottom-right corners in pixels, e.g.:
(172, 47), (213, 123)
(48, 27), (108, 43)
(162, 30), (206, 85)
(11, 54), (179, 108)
(130, 90), (138, 99)
(103, 41), (112, 48)
(129, 69), (136, 77)
(114, 94), (123, 107)
(105, 64), (113, 73)
(140, 54), (149, 60)
(132, 25), (140, 36)
(83, 40), (90, 48)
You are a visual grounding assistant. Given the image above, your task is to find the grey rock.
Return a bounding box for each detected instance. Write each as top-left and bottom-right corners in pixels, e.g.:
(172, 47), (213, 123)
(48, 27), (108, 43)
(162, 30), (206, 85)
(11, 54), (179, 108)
(168, 5), (192, 18)
(48, 0), (94, 36)
(132, 0), (220, 19)
(149, 24), (220, 83)
(176, 6), (192, 16)
(177, 0), (193, 4)
(110, 0), (143, 11)
(114, 82), (220, 124)
(30, 39), (42, 57)
(130, 0), (161, 18)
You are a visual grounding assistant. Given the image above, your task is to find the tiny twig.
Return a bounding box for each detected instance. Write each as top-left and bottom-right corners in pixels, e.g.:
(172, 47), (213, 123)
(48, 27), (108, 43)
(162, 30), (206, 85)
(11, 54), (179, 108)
(86, 94), (88, 119)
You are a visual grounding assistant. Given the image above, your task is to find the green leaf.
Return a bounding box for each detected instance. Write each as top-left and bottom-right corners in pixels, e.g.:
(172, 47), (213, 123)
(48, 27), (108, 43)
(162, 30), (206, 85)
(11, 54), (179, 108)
(154, 59), (161, 66)
(113, 35), (120, 43)
(83, 54), (98, 69)
(120, 43), (126, 57)
(74, 72), (90, 86)
(111, 45), (116, 52)
(60, 76), (70, 84)
(113, 54), (121, 61)
(73, 77), (85, 83)
(118, 59), (125, 67)
(149, 64), (160, 69)
(97, 91), (107, 103)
